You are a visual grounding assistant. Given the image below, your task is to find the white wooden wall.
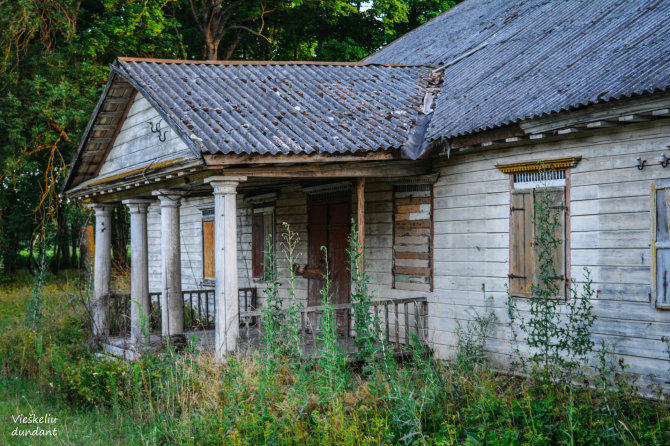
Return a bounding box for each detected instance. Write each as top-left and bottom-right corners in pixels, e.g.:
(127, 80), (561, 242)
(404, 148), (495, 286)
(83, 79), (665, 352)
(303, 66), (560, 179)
(147, 196), (251, 293)
(430, 120), (670, 392)
(98, 93), (194, 178)
(146, 180), (422, 306)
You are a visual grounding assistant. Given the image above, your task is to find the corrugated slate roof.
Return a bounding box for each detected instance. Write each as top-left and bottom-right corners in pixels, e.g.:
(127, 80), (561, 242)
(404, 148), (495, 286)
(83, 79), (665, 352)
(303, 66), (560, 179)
(366, 0), (670, 140)
(113, 59), (434, 156)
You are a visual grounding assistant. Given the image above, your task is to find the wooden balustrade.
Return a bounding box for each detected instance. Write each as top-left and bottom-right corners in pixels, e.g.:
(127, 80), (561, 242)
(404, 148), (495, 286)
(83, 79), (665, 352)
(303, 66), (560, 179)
(239, 296), (428, 355)
(109, 290), (426, 357)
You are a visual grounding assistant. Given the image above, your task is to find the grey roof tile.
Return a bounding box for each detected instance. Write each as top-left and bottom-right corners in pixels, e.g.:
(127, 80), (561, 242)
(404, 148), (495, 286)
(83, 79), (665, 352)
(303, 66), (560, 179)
(365, 0), (670, 140)
(114, 60), (434, 155)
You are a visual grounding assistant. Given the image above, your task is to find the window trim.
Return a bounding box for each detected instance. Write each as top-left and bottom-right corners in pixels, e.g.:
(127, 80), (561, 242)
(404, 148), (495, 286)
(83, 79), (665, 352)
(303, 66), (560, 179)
(507, 168), (572, 299)
(651, 181), (670, 310)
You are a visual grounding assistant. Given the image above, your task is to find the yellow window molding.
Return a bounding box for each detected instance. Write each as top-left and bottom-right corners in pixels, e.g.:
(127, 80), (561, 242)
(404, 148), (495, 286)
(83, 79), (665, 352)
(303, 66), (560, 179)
(495, 157), (581, 174)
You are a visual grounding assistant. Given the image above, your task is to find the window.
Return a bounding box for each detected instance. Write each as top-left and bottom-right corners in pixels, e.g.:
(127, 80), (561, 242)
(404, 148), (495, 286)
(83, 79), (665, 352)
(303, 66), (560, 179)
(392, 183), (434, 292)
(497, 158), (579, 298)
(251, 202), (274, 279)
(201, 207), (215, 285)
(652, 183), (670, 309)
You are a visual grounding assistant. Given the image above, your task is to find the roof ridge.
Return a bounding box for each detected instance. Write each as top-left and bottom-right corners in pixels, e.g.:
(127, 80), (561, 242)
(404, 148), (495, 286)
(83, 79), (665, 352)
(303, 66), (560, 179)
(116, 57), (430, 68)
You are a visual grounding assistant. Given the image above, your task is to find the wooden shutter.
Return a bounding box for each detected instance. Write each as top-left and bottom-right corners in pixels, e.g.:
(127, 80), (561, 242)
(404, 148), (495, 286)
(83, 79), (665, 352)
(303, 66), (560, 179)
(251, 212), (264, 278)
(653, 187), (670, 308)
(534, 188), (566, 298)
(203, 220), (215, 280)
(510, 190), (534, 297)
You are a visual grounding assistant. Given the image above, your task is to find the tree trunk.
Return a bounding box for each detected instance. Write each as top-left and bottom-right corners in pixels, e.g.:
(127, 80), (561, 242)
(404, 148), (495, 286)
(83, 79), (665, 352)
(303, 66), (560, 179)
(111, 206), (129, 270)
(60, 211), (70, 267)
(28, 233), (35, 275)
(71, 223), (78, 268)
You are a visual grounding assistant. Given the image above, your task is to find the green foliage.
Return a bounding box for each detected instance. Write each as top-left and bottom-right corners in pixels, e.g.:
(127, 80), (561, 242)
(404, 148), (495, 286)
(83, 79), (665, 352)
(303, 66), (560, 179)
(1, 276), (668, 445)
(508, 185), (596, 379)
(261, 233), (284, 360)
(346, 222), (382, 374)
(280, 222), (303, 362)
(455, 296), (498, 371)
(316, 246), (349, 400)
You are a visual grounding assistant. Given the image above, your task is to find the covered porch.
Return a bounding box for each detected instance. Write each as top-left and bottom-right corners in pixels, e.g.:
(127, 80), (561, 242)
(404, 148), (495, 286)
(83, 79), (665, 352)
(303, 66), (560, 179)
(90, 171), (432, 361)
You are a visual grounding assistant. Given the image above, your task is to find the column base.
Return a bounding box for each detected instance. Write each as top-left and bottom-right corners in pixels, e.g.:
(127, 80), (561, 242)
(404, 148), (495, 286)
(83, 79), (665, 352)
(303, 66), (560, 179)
(165, 334), (187, 350)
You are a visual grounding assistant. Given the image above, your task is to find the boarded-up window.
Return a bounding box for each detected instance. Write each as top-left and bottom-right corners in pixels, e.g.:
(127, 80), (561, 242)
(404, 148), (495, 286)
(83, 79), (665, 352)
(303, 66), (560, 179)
(202, 208), (215, 282)
(653, 185), (670, 308)
(393, 184), (432, 292)
(509, 187), (566, 298)
(252, 203), (274, 279)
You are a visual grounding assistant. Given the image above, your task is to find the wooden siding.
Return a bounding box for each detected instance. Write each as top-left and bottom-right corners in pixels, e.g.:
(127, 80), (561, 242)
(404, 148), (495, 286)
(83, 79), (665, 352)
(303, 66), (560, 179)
(98, 93), (195, 178)
(431, 120), (670, 391)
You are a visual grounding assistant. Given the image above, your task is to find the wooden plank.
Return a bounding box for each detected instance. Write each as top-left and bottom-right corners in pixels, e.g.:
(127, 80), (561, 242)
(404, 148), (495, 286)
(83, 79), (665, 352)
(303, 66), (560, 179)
(203, 151), (397, 166)
(217, 160), (431, 178)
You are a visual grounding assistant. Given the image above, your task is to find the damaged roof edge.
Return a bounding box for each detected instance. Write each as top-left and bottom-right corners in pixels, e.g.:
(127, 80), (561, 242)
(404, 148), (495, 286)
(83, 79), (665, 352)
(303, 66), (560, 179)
(61, 71), (120, 195)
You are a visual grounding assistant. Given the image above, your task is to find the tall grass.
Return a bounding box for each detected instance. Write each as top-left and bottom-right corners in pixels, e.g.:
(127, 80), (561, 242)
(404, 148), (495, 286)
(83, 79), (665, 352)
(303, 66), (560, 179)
(0, 224), (668, 444)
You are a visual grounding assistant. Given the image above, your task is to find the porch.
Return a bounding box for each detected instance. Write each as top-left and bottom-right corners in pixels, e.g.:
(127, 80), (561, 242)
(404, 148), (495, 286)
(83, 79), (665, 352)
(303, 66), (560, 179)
(105, 288), (428, 360)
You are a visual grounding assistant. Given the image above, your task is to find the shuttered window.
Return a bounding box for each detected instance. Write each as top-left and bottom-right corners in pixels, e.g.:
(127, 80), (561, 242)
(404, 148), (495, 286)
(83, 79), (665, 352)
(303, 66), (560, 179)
(392, 184), (433, 292)
(509, 187), (567, 298)
(652, 185), (670, 309)
(201, 207), (215, 283)
(251, 203), (274, 279)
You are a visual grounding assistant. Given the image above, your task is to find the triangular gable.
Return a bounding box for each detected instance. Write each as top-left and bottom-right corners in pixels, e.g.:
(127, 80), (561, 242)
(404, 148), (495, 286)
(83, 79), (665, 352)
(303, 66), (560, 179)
(96, 92), (196, 179)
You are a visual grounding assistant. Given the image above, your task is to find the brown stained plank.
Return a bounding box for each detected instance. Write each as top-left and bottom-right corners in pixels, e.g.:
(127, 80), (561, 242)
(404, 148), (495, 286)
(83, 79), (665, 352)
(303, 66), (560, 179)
(395, 220), (431, 229)
(396, 204), (421, 213)
(394, 251), (430, 260)
(393, 267), (431, 275)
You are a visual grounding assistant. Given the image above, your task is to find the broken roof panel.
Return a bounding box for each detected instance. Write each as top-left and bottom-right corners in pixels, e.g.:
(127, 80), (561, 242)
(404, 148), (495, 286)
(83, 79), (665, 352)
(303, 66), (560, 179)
(365, 0), (670, 140)
(113, 59), (434, 156)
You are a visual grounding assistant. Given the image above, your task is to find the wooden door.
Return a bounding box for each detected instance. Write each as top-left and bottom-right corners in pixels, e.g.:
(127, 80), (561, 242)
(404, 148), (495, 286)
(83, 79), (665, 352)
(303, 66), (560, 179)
(307, 196), (351, 333)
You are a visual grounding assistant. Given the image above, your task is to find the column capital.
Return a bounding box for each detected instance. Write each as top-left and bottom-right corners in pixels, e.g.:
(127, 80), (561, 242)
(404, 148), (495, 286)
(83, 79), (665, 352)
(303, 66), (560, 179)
(152, 189), (187, 207)
(122, 198), (153, 214)
(205, 176), (246, 195)
(88, 202), (117, 215)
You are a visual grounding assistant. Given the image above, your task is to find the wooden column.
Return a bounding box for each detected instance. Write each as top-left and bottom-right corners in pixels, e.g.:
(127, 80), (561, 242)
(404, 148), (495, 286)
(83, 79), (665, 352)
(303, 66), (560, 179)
(357, 178), (365, 256)
(205, 175), (246, 359)
(153, 190), (186, 344)
(90, 203), (115, 340)
(123, 199), (152, 346)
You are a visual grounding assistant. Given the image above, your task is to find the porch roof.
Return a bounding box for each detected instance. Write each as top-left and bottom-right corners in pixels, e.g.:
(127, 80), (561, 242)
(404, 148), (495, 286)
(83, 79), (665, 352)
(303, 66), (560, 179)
(113, 59), (435, 157)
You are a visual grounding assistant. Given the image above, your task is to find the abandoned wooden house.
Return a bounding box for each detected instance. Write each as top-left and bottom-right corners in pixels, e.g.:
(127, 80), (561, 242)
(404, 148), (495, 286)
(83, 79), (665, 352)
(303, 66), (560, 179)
(63, 0), (670, 390)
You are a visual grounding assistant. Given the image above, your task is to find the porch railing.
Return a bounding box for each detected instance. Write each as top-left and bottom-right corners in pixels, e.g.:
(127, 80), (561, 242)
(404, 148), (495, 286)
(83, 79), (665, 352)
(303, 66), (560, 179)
(109, 292), (427, 356)
(239, 296), (428, 355)
(109, 288), (256, 337)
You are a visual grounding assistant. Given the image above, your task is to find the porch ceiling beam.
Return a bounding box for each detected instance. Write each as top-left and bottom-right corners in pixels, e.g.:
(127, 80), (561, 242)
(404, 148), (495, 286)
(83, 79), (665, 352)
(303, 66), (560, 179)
(212, 160), (431, 178)
(203, 150), (398, 166)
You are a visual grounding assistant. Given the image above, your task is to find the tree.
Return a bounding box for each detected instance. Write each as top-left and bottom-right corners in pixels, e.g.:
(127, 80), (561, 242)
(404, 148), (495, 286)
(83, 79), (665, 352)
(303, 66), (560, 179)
(186, 0), (285, 60)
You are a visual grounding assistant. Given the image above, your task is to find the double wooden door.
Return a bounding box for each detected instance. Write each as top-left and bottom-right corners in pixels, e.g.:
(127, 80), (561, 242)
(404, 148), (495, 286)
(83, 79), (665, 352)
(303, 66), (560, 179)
(307, 196), (351, 333)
